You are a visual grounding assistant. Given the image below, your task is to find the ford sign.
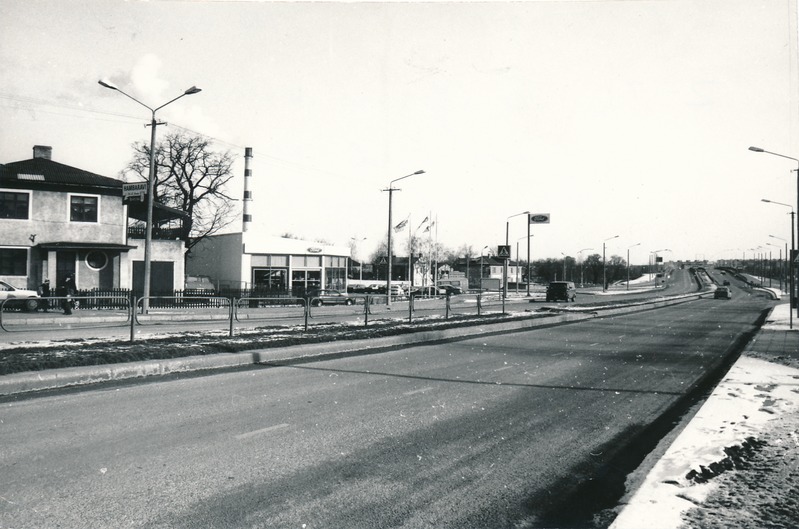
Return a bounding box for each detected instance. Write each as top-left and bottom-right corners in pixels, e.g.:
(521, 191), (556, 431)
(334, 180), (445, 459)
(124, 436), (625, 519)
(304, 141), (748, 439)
(529, 213), (551, 224)
(307, 247), (323, 253)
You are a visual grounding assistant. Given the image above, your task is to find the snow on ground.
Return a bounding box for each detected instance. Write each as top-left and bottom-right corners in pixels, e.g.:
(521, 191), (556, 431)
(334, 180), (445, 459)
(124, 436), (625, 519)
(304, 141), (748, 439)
(610, 303), (799, 529)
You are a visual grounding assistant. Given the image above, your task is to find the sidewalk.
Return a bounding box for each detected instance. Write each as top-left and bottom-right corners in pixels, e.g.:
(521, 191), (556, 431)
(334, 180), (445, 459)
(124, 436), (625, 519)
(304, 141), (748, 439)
(610, 303), (799, 529)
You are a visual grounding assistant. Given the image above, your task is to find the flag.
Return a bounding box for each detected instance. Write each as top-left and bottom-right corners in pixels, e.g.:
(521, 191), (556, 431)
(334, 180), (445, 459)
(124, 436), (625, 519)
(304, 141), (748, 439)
(417, 216), (429, 230)
(394, 218), (408, 232)
(423, 220), (435, 233)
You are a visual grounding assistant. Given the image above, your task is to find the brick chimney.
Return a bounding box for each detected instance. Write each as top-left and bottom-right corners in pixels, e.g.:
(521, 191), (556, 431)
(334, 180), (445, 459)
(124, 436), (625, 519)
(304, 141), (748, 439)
(33, 145), (52, 160)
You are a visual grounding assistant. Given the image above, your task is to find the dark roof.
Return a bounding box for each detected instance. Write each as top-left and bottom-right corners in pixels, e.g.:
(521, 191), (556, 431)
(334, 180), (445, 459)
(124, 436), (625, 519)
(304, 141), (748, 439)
(0, 157), (123, 194)
(126, 199), (191, 223)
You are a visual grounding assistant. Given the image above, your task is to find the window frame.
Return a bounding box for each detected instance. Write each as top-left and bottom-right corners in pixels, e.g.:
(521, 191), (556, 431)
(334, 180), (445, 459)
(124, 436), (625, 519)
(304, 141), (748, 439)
(68, 193), (100, 223)
(0, 247), (29, 276)
(0, 189), (31, 220)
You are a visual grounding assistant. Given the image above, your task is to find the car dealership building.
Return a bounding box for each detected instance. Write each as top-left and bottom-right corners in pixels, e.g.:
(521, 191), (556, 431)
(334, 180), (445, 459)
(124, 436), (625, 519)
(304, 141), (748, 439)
(186, 231), (350, 295)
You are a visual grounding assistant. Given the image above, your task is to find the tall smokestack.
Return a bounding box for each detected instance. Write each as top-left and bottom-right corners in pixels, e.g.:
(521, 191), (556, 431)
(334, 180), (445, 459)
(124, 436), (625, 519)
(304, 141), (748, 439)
(242, 147), (253, 232)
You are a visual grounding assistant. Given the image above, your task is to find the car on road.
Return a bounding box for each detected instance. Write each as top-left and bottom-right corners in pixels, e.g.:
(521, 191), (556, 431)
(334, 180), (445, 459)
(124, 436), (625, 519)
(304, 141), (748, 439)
(306, 289), (355, 306)
(546, 281), (577, 302)
(714, 286), (732, 299)
(0, 280), (40, 311)
(438, 284), (464, 296)
(412, 286), (445, 297)
(722, 280), (730, 286)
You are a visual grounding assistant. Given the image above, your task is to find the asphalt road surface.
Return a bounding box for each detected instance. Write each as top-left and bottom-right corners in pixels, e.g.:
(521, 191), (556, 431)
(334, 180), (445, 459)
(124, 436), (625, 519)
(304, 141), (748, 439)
(0, 287), (773, 528)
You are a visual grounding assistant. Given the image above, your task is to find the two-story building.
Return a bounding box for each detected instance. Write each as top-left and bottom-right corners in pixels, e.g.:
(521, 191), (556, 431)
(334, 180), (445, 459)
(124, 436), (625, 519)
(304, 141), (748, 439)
(0, 145), (187, 294)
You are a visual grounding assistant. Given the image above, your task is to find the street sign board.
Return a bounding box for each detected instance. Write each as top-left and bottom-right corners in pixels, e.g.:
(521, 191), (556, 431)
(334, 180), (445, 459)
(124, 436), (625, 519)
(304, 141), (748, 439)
(123, 182), (148, 198)
(529, 213), (551, 224)
(497, 245), (511, 259)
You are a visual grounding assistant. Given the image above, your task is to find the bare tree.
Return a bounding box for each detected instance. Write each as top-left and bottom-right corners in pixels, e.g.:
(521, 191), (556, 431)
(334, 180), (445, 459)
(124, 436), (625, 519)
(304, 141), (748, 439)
(123, 131), (237, 257)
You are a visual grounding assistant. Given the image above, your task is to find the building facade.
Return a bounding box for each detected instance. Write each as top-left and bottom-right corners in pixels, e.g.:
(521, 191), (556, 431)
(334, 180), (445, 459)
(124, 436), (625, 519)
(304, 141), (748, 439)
(186, 232), (350, 296)
(0, 145), (186, 293)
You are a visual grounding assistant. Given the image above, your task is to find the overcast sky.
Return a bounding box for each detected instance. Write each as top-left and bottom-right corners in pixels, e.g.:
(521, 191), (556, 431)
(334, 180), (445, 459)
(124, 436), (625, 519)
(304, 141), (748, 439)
(1, 0), (797, 264)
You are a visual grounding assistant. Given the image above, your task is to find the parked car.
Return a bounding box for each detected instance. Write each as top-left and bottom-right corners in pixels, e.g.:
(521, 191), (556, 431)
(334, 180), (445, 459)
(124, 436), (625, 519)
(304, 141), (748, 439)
(722, 280), (731, 286)
(714, 286), (732, 299)
(0, 280), (40, 311)
(545, 281), (577, 302)
(306, 289), (355, 306)
(412, 286), (445, 297)
(438, 284), (464, 296)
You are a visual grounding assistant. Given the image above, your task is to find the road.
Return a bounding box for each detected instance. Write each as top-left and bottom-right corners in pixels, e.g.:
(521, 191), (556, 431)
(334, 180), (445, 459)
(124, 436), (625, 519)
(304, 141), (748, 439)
(0, 286), (773, 528)
(0, 269), (701, 345)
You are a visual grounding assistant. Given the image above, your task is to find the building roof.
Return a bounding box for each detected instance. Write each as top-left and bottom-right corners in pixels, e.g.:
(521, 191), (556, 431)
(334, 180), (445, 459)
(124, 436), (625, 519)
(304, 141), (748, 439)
(0, 157), (123, 194)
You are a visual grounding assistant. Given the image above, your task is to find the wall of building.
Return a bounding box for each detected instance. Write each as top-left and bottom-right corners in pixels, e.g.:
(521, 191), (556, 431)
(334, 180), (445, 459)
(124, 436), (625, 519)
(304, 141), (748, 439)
(185, 233), (243, 289)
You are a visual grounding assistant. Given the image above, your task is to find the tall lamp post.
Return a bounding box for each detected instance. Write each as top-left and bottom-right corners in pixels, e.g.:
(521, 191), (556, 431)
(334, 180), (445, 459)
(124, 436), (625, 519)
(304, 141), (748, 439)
(99, 79), (201, 312)
(505, 211), (530, 297)
(350, 237), (367, 281)
(649, 248), (668, 282)
(750, 146), (799, 318)
(762, 198), (795, 327)
(769, 234), (788, 294)
(480, 245), (492, 289)
(516, 235), (532, 294)
(602, 235), (619, 292)
(383, 170), (424, 306)
(626, 242), (641, 290)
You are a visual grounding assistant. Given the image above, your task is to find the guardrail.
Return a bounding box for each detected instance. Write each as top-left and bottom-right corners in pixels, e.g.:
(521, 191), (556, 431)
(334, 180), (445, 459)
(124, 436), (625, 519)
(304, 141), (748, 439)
(0, 289), (718, 343)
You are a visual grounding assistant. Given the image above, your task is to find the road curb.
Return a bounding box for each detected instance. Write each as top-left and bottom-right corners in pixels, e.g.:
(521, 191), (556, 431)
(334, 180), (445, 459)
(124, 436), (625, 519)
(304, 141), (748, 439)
(0, 292), (710, 396)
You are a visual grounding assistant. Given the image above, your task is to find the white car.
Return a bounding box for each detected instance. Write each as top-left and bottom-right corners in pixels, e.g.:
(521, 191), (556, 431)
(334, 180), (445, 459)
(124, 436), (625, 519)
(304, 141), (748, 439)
(0, 280), (41, 311)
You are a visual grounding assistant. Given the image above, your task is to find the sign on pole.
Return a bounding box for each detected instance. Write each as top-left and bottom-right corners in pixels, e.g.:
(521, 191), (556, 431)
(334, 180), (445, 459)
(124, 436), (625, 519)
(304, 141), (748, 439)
(497, 245), (511, 259)
(123, 182), (148, 200)
(529, 213), (551, 224)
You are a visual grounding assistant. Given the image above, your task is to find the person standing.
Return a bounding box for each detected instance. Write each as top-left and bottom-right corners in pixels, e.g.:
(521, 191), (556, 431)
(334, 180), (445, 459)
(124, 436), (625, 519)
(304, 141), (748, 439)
(38, 279), (50, 312)
(59, 275), (75, 315)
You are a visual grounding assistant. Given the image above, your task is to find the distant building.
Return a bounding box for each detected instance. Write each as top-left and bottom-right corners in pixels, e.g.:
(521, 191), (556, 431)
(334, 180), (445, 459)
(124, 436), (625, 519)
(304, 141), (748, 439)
(0, 145), (188, 293)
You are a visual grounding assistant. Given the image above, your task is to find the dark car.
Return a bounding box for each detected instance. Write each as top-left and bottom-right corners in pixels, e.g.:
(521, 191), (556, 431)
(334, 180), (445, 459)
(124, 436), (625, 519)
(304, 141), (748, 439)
(714, 286), (732, 299)
(438, 284), (463, 296)
(545, 281), (576, 302)
(722, 280), (730, 286)
(412, 286), (445, 297)
(307, 289), (355, 306)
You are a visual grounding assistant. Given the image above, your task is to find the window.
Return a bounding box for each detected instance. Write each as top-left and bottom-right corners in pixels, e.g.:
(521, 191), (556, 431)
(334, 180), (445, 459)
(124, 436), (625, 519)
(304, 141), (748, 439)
(70, 195), (98, 222)
(85, 251), (108, 270)
(0, 191), (30, 219)
(0, 248), (27, 276)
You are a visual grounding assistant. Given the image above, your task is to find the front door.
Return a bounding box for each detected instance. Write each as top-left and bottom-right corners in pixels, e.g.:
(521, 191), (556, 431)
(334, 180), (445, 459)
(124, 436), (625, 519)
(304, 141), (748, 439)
(56, 251), (76, 289)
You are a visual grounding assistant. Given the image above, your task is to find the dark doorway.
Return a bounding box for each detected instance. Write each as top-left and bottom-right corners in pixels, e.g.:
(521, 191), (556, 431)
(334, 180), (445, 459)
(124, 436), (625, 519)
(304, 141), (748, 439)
(56, 251), (76, 289)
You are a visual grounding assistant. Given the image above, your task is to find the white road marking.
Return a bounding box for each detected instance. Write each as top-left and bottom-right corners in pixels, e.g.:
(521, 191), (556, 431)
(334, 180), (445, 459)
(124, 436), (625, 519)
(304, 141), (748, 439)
(235, 423), (290, 440)
(494, 366), (514, 372)
(403, 386), (435, 396)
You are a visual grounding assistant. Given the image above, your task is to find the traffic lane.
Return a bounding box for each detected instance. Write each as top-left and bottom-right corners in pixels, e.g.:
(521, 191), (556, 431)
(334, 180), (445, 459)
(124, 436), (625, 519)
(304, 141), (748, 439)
(0, 296), (770, 528)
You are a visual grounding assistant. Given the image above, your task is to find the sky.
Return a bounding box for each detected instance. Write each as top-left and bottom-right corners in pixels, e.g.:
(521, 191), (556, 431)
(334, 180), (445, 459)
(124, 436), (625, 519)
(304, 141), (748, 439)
(1, 0), (798, 265)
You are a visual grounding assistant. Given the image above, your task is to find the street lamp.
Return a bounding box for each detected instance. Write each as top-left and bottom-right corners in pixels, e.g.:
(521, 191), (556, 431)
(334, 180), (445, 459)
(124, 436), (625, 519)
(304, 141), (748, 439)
(626, 242), (641, 290)
(602, 235), (619, 292)
(516, 235), (533, 294)
(383, 170), (424, 306)
(99, 79), (201, 312)
(505, 211), (529, 297)
(750, 146), (799, 318)
(769, 234), (788, 295)
(762, 198), (795, 327)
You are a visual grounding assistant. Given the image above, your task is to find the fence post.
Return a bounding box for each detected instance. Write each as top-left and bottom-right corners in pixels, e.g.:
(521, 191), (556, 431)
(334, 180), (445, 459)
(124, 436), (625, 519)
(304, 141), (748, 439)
(129, 293), (137, 342)
(408, 294), (414, 324)
(364, 295), (369, 326)
(477, 293), (482, 316)
(304, 299), (309, 331)
(446, 293), (451, 319)
(229, 296), (235, 337)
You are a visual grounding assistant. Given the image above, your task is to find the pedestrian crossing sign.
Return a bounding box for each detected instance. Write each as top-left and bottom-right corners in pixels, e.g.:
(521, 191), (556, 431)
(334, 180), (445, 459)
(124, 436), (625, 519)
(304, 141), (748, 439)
(497, 245), (511, 259)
